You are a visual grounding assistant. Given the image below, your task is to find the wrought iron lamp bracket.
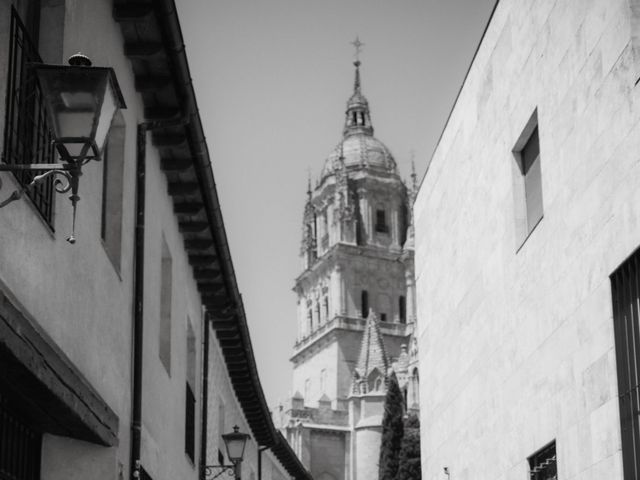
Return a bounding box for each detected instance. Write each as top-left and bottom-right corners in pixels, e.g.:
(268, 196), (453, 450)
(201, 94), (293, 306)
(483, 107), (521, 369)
(0, 144), (97, 243)
(203, 464), (238, 480)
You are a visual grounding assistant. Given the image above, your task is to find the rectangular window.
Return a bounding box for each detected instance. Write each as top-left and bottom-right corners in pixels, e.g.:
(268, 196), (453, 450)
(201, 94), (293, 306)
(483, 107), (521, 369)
(528, 441), (556, 480)
(611, 249), (640, 479)
(3, 7), (56, 225)
(185, 320), (196, 461)
(399, 296), (406, 324)
(185, 383), (195, 462)
(159, 238), (172, 374)
(512, 111), (543, 249)
(375, 209), (388, 233)
(521, 126), (543, 233)
(361, 290), (369, 318)
(101, 112), (125, 270)
(380, 313), (387, 322)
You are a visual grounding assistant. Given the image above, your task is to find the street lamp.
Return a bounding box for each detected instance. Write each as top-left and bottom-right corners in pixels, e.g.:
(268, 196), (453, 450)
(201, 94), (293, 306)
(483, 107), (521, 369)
(0, 53), (126, 243)
(204, 426), (251, 480)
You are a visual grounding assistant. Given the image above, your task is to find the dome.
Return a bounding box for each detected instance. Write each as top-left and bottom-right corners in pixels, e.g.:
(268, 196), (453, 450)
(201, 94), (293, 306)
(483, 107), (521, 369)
(322, 134), (397, 178)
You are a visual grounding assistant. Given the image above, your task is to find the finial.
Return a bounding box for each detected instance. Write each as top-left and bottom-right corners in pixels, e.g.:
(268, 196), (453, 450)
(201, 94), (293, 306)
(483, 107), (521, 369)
(410, 151), (417, 192)
(351, 36), (364, 92)
(68, 52), (92, 66)
(306, 169), (312, 199)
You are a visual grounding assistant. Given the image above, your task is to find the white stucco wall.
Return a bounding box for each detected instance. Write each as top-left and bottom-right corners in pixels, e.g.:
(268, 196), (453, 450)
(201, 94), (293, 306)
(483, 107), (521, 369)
(206, 327), (293, 480)
(0, 2), (204, 480)
(415, 0), (640, 478)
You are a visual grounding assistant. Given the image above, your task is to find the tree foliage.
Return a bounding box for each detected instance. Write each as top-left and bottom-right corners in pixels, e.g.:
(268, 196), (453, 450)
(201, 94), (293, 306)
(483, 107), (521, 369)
(397, 413), (421, 480)
(378, 376), (404, 480)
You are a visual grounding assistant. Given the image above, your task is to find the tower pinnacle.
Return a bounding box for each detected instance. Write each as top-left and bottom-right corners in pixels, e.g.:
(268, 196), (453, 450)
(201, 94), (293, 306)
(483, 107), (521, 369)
(344, 40), (373, 138)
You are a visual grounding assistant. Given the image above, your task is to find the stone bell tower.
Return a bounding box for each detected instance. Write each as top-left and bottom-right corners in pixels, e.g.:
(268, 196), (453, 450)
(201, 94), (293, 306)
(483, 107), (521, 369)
(277, 52), (419, 480)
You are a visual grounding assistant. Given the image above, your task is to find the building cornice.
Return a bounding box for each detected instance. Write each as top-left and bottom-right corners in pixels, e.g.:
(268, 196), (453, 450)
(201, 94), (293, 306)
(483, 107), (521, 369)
(291, 315), (410, 363)
(113, 2), (311, 478)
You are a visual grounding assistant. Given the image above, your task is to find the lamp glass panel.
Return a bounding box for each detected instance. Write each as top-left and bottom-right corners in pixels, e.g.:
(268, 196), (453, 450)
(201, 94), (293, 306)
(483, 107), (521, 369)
(36, 67), (107, 137)
(93, 80), (118, 153)
(224, 434), (248, 461)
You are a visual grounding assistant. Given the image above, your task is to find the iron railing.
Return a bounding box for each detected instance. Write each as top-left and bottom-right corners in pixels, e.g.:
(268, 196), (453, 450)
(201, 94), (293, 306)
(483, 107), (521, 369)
(528, 441), (556, 480)
(611, 250), (640, 480)
(2, 7), (55, 225)
(0, 392), (42, 480)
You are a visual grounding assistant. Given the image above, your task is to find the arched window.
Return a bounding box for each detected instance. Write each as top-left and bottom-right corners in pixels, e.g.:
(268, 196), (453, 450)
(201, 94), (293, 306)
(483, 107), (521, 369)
(323, 297), (329, 321)
(361, 290), (369, 318)
(368, 368), (382, 392)
(411, 368), (419, 406)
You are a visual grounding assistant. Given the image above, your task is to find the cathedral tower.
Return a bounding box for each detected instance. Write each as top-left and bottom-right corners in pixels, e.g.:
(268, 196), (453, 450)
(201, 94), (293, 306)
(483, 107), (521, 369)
(278, 54), (419, 480)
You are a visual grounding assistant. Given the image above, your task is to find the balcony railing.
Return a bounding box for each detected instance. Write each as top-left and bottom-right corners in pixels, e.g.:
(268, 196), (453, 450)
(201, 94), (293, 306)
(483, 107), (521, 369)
(294, 315), (409, 352)
(2, 7), (56, 225)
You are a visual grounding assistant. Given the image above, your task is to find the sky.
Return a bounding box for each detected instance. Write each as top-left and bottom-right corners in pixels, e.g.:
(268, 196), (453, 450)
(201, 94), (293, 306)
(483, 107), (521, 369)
(176, 0), (497, 407)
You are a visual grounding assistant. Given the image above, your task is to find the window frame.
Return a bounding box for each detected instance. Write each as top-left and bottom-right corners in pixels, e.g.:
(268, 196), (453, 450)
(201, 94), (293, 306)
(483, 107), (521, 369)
(527, 440), (557, 480)
(512, 110), (543, 250)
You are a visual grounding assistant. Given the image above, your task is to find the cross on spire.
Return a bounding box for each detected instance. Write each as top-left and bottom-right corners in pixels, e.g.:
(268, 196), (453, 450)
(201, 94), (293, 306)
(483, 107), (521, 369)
(351, 36), (364, 63)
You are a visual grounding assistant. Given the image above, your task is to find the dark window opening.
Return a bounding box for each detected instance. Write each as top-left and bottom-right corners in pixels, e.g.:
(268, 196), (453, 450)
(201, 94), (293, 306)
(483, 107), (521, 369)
(528, 441), (556, 480)
(185, 383), (195, 462)
(380, 313), (387, 322)
(399, 296), (406, 324)
(375, 209), (388, 233)
(611, 249), (640, 479)
(361, 290), (369, 318)
(400, 203), (408, 245)
(3, 7), (56, 225)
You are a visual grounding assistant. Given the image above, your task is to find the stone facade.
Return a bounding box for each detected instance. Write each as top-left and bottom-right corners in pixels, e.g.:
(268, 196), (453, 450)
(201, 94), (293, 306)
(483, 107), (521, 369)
(415, 0), (640, 478)
(277, 60), (420, 480)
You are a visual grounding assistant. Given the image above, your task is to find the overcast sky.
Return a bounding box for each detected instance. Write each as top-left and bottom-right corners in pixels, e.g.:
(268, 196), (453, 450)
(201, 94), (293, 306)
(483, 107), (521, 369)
(176, 0), (497, 407)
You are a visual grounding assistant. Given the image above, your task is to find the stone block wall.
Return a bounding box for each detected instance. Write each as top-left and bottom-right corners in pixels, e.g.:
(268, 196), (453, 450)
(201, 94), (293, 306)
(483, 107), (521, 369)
(414, 0), (640, 478)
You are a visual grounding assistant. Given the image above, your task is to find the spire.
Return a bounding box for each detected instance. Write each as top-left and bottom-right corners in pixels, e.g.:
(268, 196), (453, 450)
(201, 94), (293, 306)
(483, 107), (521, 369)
(410, 155), (418, 193)
(353, 311), (389, 384)
(353, 60), (361, 93)
(306, 170), (312, 200)
(344, 37), (373, 138)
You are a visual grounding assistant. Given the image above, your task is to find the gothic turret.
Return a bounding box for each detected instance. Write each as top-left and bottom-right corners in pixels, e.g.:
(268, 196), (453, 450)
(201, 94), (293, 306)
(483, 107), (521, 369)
(352, 311), (389, 395)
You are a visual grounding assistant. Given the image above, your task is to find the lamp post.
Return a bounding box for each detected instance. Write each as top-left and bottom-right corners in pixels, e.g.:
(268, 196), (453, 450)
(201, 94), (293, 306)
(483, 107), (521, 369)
(203, 426), (250, 480)
(0, 53), (126, 243)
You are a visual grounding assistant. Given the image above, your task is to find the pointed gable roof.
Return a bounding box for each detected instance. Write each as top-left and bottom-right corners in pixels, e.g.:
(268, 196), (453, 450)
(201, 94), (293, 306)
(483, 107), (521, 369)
(354, 310), (389, 379)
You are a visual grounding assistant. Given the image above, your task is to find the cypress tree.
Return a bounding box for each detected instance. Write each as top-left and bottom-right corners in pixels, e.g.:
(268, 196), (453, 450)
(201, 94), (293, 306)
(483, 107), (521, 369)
(378, 376), (404, 480)
(397, 413), (422, 480)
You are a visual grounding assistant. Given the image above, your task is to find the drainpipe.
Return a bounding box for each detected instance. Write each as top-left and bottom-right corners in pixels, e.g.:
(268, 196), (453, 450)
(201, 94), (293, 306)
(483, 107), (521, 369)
(257, 446), (269, 480)
(130, 122), (147, 480)
(131, 117), (189, 480)
(200, 311), (210, 479)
